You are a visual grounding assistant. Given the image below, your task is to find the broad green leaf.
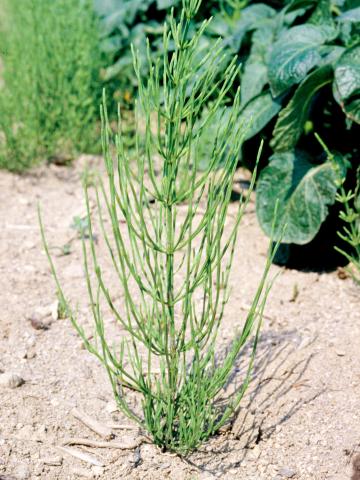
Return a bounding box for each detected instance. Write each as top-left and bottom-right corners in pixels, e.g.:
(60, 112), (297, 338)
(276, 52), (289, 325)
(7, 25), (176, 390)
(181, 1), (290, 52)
(101, 10), (127, 34)
(284, 8), (310, 26)
(272, 23), (334, 44)
(334, 45), (360, 99)
(239, 91), (282, 141)
(285, 0), (318, 13)
(100, 35), (123, 54)
(207, 13), (233, 37)
(333, 45), (360, 123)
(318, 45), (346, 66)
(194, 93), (280, 170)
(96, 0), (153, 34)
(102, 24), (148, 81)
(241, 62), (268, 106)
(345, 0), (360, 8)
(156, 0), (180, 10)
(271, 66), (333, 151)
(248, 19), (278, 64)
(268, 25), (335, 96)
(240, 21), (278, 110)
(256, 151), (338, 244)
(236, 3), (277, 28)
(221, 4), (276, 52)
(338, 96), (360, 123)
(338, 22), (356, 48)
(308, 0), (334, 27)
(94, 0), (123, 17)
(338, 7), (360, 22)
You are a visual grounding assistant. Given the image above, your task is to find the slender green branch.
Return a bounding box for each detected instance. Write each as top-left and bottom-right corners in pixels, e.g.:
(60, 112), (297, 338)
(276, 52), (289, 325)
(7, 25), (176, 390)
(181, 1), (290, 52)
(40, 0), (276, 455)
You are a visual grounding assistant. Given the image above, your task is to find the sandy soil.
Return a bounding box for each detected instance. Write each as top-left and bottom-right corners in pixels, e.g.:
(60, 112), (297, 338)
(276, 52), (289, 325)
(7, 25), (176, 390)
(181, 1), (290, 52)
(0, 156), (359, 480)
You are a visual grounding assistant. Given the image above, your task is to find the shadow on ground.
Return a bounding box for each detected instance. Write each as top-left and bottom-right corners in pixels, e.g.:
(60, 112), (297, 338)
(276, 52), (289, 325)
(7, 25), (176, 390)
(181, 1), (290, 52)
(184, 329), (323, 476)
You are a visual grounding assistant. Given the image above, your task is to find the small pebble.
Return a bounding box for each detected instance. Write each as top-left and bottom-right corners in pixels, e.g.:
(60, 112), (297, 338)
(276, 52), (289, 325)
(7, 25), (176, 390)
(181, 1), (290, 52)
(278, 467), (296, 478)
(28, 314), (52, 331)
(336, 350), (345, 357)
(24, 348), (36, 360)
(0, 372), (25, 389)
(27, 302), (59, 330)
(129, 446), (142, 467)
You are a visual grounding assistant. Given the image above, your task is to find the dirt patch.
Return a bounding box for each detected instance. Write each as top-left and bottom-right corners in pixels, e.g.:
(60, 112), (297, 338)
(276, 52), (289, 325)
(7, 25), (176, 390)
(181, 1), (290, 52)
(0, 157), (359, 479)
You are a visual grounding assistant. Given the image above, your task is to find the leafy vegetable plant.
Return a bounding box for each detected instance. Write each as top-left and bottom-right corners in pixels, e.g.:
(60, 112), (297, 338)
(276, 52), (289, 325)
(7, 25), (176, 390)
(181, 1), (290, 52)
(246, 0), (360, 245)
(157, 0), (359, 250)
(0, 0), (102, 171)
(97, 0), (357, 250)
(194, 0), (360, 245)
(41, 0), (277, 454)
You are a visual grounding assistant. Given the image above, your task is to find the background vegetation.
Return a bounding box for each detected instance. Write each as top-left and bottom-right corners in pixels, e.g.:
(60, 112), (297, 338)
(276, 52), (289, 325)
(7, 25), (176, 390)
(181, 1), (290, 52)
(0, 0), (102, 171)
(101, 0), (359, 266)
(0, 0), (359, 270)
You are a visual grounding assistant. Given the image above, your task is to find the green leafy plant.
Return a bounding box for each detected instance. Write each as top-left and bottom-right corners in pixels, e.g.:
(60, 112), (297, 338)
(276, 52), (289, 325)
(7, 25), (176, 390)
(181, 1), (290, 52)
(40, 0), (277, 454)
(176, 0), (360, 251)
(246, 0), (360, 246)
(57, 291), (70, 320)
(0, 0), (102, 171)
(336, 170), (360, 283)
(71, 216), (91, 240)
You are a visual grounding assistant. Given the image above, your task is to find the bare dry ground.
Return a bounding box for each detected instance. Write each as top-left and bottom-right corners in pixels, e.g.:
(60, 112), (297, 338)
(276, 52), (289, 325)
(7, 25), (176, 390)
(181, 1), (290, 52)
(0, 157), (359, 480)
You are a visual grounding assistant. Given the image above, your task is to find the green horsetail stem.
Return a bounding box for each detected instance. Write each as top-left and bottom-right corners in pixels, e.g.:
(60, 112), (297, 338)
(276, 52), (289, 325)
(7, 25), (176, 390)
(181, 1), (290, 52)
(40, 0), (279, 454)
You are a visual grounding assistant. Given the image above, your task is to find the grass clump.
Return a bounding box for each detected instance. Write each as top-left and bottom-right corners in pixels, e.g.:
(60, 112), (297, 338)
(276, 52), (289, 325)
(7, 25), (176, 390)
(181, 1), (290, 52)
(0, 0), (101, 171)
(40, 0), (277, 455)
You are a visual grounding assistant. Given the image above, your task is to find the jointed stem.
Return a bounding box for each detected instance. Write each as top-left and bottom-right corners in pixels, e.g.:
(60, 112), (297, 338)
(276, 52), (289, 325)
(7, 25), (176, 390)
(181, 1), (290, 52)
(40, 0), (277, 455)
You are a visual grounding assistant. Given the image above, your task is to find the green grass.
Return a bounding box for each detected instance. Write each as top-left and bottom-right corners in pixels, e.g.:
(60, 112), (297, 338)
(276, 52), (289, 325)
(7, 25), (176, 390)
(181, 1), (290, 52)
(0, 0), (102, 171)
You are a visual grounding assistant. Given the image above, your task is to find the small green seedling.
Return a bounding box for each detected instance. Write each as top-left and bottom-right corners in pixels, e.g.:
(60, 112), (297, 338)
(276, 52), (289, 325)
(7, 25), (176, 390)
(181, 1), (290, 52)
(57, 292), (70, 320)
(71, 216), (90, 239)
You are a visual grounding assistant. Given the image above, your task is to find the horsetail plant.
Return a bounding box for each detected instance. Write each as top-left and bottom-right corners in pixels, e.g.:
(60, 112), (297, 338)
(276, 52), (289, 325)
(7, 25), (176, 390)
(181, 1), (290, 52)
(40, 0), (278, 454)
(315, 134), (360, 285)
(336, 170), (360, 285)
